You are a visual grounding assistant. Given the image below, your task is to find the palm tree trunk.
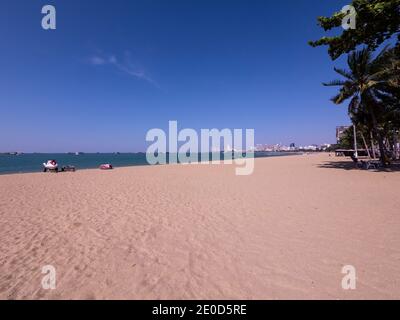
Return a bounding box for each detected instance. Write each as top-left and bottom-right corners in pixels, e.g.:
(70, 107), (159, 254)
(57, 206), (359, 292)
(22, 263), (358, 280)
(393, 132), (398, 160)
(360, 132), (371, 158)
(370, 132), (377, 159)
(369, 108), (387, 166)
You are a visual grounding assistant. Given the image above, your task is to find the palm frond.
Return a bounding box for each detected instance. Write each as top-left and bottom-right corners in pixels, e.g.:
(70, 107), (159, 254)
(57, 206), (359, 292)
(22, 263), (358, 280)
(333, 67), (354, 80)
(322, 79), (347, 87)
(348, 96), (360, 116)
(330, 87), (356, 104)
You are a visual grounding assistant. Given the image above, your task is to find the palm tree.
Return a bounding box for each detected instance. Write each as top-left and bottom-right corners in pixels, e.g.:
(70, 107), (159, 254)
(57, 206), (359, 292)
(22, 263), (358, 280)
(323, 47), (395, 165)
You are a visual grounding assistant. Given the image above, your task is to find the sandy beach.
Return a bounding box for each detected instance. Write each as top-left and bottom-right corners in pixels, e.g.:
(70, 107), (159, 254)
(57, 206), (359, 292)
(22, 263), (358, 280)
(0, 153), (399, 300)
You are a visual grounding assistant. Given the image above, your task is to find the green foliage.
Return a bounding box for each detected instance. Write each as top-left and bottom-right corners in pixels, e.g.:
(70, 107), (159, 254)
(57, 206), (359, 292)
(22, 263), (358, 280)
(324, 46), (399, 163)
(337, 127), (365, 149)
(310, 1), (400, 163)
(309, 0), (400, 60)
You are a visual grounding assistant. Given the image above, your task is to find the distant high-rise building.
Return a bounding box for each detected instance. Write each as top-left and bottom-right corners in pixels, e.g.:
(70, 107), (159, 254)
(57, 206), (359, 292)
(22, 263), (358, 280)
(336, 126), (350, 143)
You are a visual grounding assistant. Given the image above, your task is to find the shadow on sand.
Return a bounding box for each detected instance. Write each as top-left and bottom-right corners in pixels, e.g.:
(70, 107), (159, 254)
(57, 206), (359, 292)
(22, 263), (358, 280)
(318, 160), (400, 172)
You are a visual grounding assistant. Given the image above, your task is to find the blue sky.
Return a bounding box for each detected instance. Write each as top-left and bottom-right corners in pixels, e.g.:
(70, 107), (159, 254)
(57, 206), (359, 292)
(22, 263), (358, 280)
(0, 0), (353, 152)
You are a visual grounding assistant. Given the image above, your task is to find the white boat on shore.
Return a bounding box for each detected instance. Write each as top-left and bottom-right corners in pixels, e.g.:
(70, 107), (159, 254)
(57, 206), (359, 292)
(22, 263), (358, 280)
(43, 160), (58, 172)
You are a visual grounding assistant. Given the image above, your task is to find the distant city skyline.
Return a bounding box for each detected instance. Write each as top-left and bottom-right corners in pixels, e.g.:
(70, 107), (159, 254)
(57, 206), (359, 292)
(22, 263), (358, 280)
(0, 0), (352, 153)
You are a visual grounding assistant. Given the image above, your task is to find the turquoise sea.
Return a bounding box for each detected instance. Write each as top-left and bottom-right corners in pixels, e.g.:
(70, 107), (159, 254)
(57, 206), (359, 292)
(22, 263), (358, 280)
(0, 152), (299, 175)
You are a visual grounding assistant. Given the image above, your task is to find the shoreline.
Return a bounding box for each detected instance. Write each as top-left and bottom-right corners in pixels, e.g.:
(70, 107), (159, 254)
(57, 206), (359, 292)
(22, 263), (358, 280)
(0, 151), (304, 176)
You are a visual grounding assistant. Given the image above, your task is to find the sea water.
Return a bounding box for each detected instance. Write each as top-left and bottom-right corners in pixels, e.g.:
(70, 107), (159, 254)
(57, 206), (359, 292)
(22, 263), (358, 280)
(0, 152), (299, 175)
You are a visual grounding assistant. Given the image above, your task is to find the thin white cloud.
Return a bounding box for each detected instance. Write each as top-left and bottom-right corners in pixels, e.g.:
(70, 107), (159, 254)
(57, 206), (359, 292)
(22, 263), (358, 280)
(89, 53), (159, 88)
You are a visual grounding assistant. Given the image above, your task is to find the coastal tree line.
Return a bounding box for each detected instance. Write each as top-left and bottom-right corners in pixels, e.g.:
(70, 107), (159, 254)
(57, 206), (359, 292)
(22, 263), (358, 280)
(310, 0), (400, 165)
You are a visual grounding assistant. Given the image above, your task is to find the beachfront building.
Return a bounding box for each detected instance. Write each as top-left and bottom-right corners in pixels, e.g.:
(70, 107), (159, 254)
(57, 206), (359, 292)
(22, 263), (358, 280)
(320, 143), (331, 151)
(336, 126), (350, 144)
(300, 145), (318, 151)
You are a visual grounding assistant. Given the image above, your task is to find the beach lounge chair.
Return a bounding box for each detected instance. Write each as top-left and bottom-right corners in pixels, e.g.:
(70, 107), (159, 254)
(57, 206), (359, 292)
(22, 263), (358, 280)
(61, 165), (76, 172)
(350, 155), (382, 170)
(364, 160), (381, 170)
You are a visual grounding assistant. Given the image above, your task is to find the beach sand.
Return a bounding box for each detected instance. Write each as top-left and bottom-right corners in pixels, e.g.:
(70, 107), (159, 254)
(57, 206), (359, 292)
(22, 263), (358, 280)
(0, 153), (399, 299)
